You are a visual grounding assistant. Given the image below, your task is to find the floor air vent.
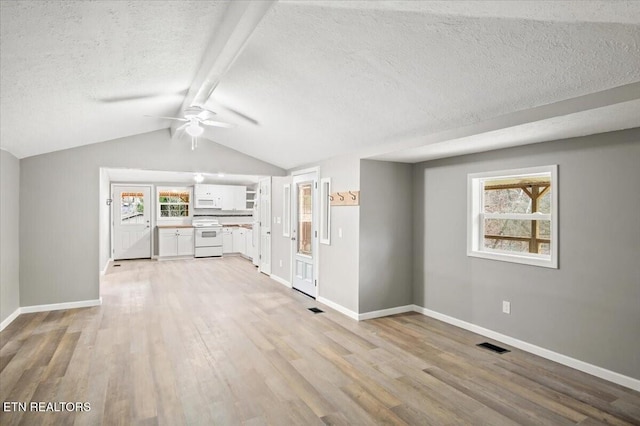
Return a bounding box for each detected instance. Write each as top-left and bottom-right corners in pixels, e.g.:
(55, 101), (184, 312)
(308, 307), (324, 314)
(477, 342), (510, 354)
(113, 264), (121, 267)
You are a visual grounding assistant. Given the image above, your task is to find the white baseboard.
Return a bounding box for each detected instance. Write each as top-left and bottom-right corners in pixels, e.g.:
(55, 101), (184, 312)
(358, 304), (414, 321)
(0, 307), (21, 332)
(311, 297), (640, 391)
(413, 305), (640, 392)
(20, 298), (103, 314)
(100, 258), (112, 275)
(270, 274), (292, 288)
(1, 299), (103, 332)
(317, 297), (359, 320)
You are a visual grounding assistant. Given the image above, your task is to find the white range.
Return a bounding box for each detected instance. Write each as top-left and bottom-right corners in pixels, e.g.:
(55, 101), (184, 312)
(192, 217), (223, 258)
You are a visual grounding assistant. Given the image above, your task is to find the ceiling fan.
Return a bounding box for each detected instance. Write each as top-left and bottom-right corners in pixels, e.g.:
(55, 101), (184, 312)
(146, 106), (235, 150)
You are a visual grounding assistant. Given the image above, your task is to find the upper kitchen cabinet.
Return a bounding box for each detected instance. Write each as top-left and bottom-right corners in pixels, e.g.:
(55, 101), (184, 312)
(194, 184), (222, 209)
(221, 185), (247, 211)
(194, 184), (248, 211)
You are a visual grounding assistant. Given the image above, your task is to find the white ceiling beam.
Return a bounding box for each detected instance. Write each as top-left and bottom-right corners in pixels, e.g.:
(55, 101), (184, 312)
(366, 81), (640, 163)
(171, 0), (276, 139)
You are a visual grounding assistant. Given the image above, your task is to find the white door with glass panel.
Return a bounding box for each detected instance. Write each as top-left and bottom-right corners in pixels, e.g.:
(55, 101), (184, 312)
(259, 177), (271, 275)
(292, 172), (317, 297)
(113, 185), (151, 260)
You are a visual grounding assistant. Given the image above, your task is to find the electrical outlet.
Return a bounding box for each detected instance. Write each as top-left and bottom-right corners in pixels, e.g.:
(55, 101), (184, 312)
(502, 301), (511, 314)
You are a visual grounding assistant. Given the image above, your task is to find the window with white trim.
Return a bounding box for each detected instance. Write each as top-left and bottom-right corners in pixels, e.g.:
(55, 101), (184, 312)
(157, 187), (192, 219)
(467, 165), (558, 268)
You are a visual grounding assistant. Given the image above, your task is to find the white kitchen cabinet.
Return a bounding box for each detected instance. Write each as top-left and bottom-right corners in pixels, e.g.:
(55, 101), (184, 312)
(221, 186), (247, 211)
(234, 186), (247, 210)
(194, 184), (223, 209)
(158, 227), (194, 258)
(177, 231), (194, 256)
(195, 184), (247, 211)
(222, 227), (233, 253)
(245, 229), (253, 259)
(232, 227), (246, 254)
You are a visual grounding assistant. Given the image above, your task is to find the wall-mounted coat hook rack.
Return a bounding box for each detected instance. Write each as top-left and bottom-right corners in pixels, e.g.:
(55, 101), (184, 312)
(330, 190), (359, 206)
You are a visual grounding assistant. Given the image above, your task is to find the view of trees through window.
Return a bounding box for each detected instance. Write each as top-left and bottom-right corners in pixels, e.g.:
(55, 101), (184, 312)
(158, 191), (190, 218)
(483, 179), (551, 255)
(121, 192), (144, 224)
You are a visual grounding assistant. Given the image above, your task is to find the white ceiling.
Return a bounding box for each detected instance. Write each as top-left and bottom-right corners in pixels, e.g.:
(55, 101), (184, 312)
(1, 1), (639, 168)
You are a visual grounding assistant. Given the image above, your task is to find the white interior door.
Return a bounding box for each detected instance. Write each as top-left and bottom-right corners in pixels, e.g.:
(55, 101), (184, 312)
(259, 177), (271, 274)
(292, 172), (317, 297)
(113, 185), (151, 260)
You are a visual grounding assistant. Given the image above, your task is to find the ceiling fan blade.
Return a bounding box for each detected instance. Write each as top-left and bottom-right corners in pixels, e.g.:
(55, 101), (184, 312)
(205, 98), (260, 126)
(95, 89), (188, 103)
(201, 120), (235, 128)
(144, 115), (188, 122)
(176, 122), (189, 133)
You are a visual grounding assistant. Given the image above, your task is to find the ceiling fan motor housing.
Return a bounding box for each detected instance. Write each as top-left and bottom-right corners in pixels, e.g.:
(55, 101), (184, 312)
(184, 106), (214, 120)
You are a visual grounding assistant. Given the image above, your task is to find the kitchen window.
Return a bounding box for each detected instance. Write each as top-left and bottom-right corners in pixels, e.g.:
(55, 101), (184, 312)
(467, 165), (558, 268)
(157, 187), (192, 219)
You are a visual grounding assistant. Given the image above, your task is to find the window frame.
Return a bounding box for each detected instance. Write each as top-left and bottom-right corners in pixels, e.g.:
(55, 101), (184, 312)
(319, 177), (331, 245)
(467, 165), (558, 268)
(156, 186), (193, 221)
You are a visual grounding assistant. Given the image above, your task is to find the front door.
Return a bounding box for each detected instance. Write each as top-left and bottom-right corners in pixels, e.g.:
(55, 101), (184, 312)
(292, 172), (317, 297)
(113, 185), (151, 260)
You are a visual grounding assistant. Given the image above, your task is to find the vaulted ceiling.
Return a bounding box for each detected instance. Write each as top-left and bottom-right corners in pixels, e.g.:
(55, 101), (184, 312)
(1, 1), (639, 169)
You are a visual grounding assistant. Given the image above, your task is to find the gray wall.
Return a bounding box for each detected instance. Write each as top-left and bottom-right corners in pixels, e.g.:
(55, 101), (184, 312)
(20, 129), (285, 307)
(270, 176), (292, 281)
(413, 128), (640, 379)
(1, 150), (21, 324)
(359, 160), (413, 313)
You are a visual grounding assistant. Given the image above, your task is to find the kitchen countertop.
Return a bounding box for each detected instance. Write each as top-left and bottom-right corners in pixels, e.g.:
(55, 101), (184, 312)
(157, 225), (194, 229)
(222, 224), (253, 229)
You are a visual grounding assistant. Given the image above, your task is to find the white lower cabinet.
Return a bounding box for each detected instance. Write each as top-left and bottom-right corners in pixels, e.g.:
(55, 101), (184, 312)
(158, 227), (194, 258)
(222, 226), (253, 258)
(222, 227), (233, 254)
(232, 228), (246, 255)
(245, 229), (253, 259)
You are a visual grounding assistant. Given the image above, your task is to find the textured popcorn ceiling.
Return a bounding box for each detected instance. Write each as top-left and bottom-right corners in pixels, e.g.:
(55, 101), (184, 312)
(1, 1), (639, 167)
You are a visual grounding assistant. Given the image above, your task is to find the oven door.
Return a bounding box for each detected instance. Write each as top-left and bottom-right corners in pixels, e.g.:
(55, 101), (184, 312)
(195, 228), (222, 247)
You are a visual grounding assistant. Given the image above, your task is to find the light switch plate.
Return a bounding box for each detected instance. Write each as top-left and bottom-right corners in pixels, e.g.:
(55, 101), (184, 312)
(502, 301), (511, 314)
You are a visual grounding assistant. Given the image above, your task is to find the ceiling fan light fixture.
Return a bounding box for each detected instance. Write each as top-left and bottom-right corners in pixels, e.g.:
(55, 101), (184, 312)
(185, 121), (204, 137)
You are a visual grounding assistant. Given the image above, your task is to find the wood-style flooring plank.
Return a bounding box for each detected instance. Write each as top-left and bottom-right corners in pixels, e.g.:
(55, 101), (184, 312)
(0, 257), (638, 425)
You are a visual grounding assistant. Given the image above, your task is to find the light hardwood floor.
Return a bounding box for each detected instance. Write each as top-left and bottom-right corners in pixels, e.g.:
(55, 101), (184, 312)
(1, 257), (639, 425)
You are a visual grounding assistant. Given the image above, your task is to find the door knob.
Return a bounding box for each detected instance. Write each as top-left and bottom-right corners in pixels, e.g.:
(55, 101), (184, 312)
(291, 237), (296, 241)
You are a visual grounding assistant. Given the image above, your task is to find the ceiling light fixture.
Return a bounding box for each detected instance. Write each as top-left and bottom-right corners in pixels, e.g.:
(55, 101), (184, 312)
(185, 118), (204, 150)
(194, 173), (204, 183)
